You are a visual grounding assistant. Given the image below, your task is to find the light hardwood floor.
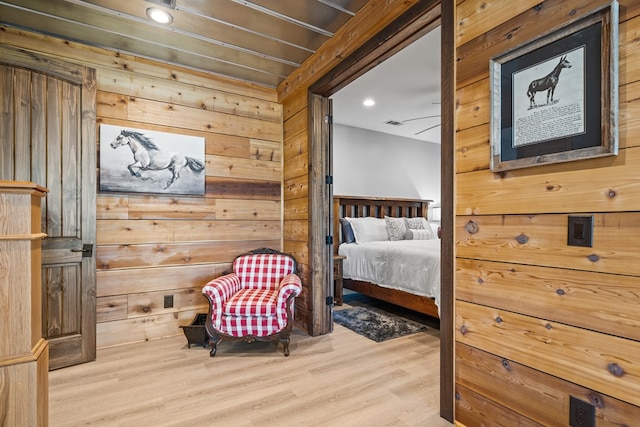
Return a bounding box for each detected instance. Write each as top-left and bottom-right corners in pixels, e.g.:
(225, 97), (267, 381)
(49, 307), (450, 426)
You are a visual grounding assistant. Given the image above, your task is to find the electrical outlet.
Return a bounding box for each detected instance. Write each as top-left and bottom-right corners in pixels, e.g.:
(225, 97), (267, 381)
(164, 295), (174, 309)
(570, 396), (595, 427)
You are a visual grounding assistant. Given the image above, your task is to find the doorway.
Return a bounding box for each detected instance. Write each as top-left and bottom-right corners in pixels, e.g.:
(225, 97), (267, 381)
(307, 0), (454, 421)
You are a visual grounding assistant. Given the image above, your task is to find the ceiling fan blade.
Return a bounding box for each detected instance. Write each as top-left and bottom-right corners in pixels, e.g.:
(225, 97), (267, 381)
(415, 123), (441, 135)
(402, 114), (441, 123)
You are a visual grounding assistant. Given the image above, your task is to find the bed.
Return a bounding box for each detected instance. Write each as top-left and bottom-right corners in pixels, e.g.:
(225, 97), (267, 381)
(333, 196), (441, 318)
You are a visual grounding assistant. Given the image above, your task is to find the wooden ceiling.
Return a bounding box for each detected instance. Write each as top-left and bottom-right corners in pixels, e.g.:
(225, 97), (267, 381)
(0, 0), (369, 87)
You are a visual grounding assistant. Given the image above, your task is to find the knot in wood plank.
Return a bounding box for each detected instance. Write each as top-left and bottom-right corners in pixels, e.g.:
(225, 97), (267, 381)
(460, 325), (468, 335)
(588, 393), (605, 408)
(465, 220), (479, 234)
(516, 233), (529, 244)
(607, 362), (624, 377)
(587, 253), (600, 262)
(501, 359), (512, 371)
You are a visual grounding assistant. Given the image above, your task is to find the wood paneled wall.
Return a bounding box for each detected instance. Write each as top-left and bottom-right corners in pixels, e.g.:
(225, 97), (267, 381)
(0, 25), (283, 348)
(455, 0), (640, 424)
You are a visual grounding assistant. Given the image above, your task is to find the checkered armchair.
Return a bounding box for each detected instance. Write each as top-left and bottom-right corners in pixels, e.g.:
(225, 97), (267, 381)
(202, 248), (302, 357)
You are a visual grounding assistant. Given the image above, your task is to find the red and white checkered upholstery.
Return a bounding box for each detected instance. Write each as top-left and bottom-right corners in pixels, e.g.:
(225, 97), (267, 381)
(233, 253), (296, 290)
(202, 253), (302, 338)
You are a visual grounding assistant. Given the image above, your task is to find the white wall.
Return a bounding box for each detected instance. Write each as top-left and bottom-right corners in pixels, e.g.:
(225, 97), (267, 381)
(332, 124), (441, 203)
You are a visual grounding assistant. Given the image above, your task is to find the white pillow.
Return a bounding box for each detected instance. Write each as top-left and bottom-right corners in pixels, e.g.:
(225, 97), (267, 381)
(404, 229), (434, 240)
(429, 222), (440, 237)
(345, 217), (389, 243)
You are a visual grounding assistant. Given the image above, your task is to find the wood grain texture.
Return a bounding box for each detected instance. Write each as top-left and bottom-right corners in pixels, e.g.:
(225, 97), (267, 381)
(205, 177), (280, 200)
(454, 0), (640, 423)
(440, 1), (456, 420)
(456, 300), (640, 406)
(283, 130), (308, 161)
(97, 67), (282, 123)
(456, 212), (640, 276)
(283, 197), (309, 221)
(277, 0), (420, 101)
(456, 383), (544, 427)
(456, 0), (613, 88)
(0, 25), (285, 347)
(0, 183), (48, 425)
(97, 264), (228, 297)
(96, 295), (127, 323)
(0, 24), (277, 103)
(457, 258), (640, 341)
(205, 154), (281, 181)
(456, 0), (540, 47)
(96, 240), (279, 270)
(98, 92), (282, 142)
(281, 94), (311, 333)
(97, 219), (280, 245)
(456, 146), (640, 215)
(50, 319), (449, 426)
(455, 123), (489, 173)
(457, 343), (640, 426)
(127, 286), (206, 318)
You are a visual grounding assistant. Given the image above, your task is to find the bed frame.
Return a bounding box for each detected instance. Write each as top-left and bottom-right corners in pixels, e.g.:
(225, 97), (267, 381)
(333, 195), (440, 318)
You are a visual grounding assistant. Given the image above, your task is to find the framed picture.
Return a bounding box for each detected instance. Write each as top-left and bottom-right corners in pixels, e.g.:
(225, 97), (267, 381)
(490, 1), (618, 172)
(99, 124), (206, 195)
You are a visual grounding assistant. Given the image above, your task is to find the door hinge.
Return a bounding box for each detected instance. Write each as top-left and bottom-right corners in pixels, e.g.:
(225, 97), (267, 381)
(325, 114), (333, 124)
(326, 235), (333, 245)
(325, 175), (333, 185)
(326, 296), (334, 305)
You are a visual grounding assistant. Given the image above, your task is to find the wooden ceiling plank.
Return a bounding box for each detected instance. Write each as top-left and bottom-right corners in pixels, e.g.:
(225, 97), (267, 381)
(81, 0), (314, 65)
(0, 5), (294, 87)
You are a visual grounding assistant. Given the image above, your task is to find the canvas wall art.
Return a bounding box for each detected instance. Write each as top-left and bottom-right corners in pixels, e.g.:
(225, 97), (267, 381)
(99, 124), (206, 195)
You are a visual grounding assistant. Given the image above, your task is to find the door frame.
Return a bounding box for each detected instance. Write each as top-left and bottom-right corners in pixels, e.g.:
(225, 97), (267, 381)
(307, 0), (454, 421)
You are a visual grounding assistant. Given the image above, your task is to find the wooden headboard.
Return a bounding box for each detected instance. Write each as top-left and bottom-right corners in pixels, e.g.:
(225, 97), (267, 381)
(332, 195), (433, 251)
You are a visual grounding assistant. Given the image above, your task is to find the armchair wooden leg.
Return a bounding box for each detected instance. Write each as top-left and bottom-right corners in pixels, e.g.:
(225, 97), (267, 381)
(279, 337), (290, 357)
(209, 336), (220, 357)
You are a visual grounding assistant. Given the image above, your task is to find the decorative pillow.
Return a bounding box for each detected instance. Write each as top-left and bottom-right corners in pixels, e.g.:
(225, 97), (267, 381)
(345, 217), (389, 243)
(384, 216), (407, 241)
(340, 218), (356, 244)
(405, 216), (436, 239)
(404, 216), (428, 230)
(404, 229), (434, 240)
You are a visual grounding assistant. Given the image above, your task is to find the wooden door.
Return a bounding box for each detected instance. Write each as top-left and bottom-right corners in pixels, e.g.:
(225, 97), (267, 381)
(309, 93), (333, 334)
(0, 45), (97, 370)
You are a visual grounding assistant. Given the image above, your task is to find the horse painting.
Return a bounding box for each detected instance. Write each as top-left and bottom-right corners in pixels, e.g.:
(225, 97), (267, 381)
(109, 129), (205, 190)
(527, 55), (572, 109)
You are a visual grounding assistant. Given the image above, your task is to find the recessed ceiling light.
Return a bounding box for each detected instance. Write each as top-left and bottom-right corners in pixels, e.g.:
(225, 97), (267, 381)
(363, 98), (375, 107)
(146, 7), (173, 24)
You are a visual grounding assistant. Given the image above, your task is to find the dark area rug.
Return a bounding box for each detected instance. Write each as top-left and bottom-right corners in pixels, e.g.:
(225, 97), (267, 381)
(334, 306), (427, 342)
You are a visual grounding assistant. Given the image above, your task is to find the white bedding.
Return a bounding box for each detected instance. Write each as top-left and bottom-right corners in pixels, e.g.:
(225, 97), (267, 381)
(338, 239), (440, 314)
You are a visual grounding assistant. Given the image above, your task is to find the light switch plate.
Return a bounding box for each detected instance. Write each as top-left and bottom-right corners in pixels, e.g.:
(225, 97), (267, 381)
(567, 216), (593, 247)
